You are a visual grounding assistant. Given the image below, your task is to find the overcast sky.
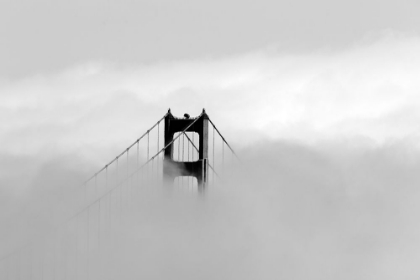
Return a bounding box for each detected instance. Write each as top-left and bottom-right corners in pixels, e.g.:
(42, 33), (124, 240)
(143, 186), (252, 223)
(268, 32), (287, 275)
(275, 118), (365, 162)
(1, 0), (420, 78)
(1, 1), (420, 279)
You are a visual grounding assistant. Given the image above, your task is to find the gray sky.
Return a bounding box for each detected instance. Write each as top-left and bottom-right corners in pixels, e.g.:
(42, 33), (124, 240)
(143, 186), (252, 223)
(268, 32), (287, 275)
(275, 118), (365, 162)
(1, 0), (419, 77)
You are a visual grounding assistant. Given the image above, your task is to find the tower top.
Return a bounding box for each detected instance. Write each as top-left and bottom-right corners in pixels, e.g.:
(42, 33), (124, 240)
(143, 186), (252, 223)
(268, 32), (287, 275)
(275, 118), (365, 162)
(166, 108), (208, 120)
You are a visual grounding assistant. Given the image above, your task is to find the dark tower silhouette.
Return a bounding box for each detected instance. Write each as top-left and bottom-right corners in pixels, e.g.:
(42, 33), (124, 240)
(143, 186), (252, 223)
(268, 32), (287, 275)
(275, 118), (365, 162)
(163, 108), (209, 190)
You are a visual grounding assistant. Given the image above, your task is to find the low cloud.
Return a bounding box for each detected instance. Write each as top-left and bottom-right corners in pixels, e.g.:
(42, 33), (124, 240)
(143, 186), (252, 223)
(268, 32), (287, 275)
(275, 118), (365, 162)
(1, 34), (420, 159)
(2, 139), (420, 279)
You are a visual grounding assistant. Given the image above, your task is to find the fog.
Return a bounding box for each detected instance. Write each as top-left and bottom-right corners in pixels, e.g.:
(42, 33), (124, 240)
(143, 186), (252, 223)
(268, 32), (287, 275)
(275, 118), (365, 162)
(1, 137), (420, 279)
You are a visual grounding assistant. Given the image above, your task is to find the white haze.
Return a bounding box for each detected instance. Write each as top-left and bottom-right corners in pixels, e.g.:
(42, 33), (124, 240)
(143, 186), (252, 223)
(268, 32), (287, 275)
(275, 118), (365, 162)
(1, 35), (420, 279)
(2, 141), (420, 279)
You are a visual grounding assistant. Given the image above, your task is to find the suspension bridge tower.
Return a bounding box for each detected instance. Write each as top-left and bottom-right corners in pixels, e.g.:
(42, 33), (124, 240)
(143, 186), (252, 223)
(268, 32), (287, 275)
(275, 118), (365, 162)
(163, 109), (209, 190)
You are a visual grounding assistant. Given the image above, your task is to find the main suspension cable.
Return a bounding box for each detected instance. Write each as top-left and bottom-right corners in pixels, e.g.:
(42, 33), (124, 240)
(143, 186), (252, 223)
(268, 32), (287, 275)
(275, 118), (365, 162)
(83, 112), (168, 185)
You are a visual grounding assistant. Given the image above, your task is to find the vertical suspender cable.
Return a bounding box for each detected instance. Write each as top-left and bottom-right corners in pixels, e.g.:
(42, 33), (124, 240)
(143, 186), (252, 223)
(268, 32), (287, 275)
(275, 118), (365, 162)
(39, 245), (43, 280)
(232, 147), (234, 165)
(74, 218), (78, 280)
(84, 182), (87, 210)
(108, 187), (112, 226)
(87, 207), (90, 280)
(187, 133), (190, 189)
(222, 141), (224, 172)
(18, 248), (21, 280)
(213, 125), (215, 184)
(147, 131), (150, 184)
(28, 244), (31, 280)
(5, 255), (9, 280)
(151, 153), (154, 183)
(147, 132), (150, 160)
(136, 141), (139, 191)
(192, 132), (195, 160)
(151, 130), (154, 183)
(178, 133), (180, 161)
(182, 133), (184, 188)
(119, 160), (122, 224)
(98, 197), (101, 248)
(153, 157), (155, 184)
(126, 149), (129, 209)
(2, 256), (6, 280)
(178, 133), (180, 188)
(105, 166), (109, 228)
(115, 157), (119, 224)
(157, 123), (160, 183)
(116, 157), (119, 187)
(52, 240), (55, 279)
(192, 132), (195, 188)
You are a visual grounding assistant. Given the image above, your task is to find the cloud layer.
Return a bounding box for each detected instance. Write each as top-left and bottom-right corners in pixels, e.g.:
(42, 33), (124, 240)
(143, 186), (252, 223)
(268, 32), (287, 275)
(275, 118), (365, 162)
(1, 34), (420, 158)
(2, 140), (420, 280)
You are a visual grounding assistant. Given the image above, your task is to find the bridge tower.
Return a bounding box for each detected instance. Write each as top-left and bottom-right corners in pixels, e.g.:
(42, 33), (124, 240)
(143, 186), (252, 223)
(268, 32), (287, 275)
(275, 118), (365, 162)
(163, 109), (209, 190)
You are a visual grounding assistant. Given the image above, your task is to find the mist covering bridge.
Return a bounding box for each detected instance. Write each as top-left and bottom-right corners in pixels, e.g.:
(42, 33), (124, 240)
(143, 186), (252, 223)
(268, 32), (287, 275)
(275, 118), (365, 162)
(0, 109), (238, 280)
